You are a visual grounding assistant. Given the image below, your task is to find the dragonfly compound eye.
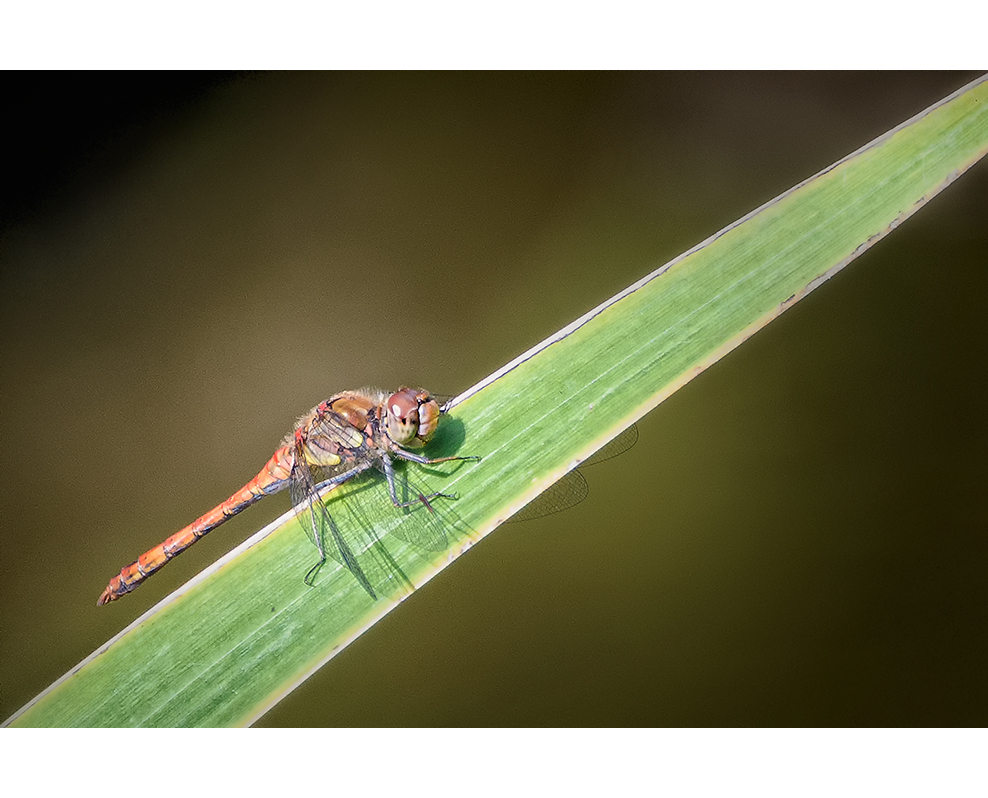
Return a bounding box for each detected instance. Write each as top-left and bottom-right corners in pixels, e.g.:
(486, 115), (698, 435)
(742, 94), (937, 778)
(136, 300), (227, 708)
(386, 388), (421, 446)
(416, 396), (441, 442)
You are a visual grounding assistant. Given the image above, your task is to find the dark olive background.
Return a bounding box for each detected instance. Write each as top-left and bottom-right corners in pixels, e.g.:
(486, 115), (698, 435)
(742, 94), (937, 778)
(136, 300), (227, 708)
(1, 72), (985, 727)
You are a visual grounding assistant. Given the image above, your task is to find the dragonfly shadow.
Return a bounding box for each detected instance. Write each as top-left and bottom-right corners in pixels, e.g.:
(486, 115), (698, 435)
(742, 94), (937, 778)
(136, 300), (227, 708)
(427, 413), (472, 461)
(509, 424), (639, 523)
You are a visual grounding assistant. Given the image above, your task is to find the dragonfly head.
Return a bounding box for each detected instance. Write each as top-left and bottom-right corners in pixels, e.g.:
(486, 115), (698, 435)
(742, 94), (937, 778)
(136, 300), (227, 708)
(384, 388), (441, 448)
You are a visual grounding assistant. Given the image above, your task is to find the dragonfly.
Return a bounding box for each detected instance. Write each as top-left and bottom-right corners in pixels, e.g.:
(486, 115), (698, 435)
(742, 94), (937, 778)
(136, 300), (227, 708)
(97, 388), (477, 606)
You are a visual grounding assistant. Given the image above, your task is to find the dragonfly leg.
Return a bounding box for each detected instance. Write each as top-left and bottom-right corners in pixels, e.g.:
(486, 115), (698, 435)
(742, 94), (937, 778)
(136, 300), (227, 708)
(304, 556), (326, 586)
(392, 449), (481, 467)
(381, 454), (460, 510)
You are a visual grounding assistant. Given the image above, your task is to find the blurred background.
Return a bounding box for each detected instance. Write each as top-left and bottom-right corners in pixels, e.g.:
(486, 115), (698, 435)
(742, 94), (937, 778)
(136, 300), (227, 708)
(1, 72), (984, 727)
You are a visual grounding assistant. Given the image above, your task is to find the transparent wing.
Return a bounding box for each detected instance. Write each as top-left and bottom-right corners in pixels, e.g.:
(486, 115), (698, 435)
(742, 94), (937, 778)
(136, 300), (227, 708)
(378, 459), (450, 552)
(289, 454), (379, 598)
(310, 478), (417, 601)
(290, 449), (467, 601)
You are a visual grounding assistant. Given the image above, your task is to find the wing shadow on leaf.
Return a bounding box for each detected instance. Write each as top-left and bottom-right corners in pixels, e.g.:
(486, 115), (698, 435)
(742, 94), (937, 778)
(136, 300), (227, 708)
(510, 424), (639, 522)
